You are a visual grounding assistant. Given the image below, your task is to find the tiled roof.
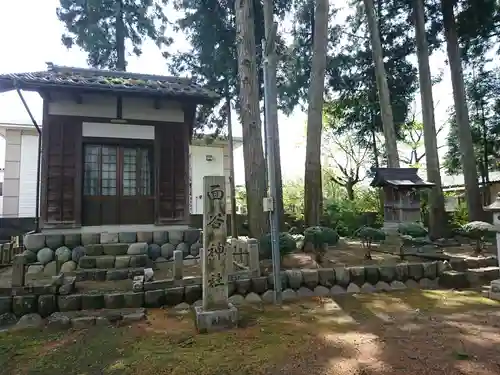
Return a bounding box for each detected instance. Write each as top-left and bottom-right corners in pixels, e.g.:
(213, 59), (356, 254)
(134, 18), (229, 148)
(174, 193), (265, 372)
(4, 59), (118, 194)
(370, 167), (434, 188)
(441, 171), (500, 188)
(0, 63), (219, 103)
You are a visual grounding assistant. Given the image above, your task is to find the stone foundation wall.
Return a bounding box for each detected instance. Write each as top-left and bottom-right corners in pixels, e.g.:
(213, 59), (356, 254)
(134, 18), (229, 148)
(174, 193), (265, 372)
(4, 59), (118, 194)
(22, 229), (202, 276)
(1, 261), (449, 318)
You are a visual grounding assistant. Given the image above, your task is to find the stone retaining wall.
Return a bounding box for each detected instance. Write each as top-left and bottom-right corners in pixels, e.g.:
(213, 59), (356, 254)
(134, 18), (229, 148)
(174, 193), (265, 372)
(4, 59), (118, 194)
(22, 229), (202, 275)
(0, 261), (450, 318)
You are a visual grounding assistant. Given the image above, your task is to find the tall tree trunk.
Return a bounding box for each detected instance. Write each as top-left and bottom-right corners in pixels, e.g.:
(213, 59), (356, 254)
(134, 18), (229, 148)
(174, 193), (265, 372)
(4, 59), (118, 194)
(304, 0), (329, 226)
(363, 0), (400, 168)
(115, 0), (126, 71)
(441, 0), (483, 221)
(481, 100), (490, 205)
(262, 0), (285, 231)
(226, 95), (238, 238)
(346, 182), (355, 201)
(413, 0), (447, 239)
(235, 0), (268, 237)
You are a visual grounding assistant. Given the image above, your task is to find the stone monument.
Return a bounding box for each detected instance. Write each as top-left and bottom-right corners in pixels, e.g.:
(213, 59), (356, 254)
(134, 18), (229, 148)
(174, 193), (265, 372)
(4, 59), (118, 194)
(484, 193), (500, 300)
(194, 176), (238, 333)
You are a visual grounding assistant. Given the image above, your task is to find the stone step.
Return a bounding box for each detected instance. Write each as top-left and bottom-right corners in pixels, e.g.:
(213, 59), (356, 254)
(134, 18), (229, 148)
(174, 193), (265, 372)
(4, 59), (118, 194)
(439, 270), (469, 289)
(465, 267), (500, 285)
(68, 267), (146, 282)
(9, 308), (147, 331)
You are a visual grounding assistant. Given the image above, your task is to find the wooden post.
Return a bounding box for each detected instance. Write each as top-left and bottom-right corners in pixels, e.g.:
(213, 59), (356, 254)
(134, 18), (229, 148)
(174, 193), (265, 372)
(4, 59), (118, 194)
(202, 176), (230, 310)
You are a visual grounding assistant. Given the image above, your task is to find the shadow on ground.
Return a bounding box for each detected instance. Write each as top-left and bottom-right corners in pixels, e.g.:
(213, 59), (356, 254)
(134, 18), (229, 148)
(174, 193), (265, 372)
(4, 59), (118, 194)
(1, 289), (500, 375)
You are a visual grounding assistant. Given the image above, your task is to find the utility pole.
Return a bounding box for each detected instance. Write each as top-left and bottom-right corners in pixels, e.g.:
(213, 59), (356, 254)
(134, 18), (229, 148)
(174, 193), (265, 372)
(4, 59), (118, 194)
(262, 21), (282, 305)
(226, 94), (238, 238)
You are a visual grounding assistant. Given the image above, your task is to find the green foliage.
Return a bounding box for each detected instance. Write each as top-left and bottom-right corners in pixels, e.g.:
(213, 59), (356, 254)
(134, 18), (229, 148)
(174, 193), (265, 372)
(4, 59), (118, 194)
(451, 200), (469, 228)
(321, 185), (382, 236)
(397, 222), (428, 238)
(259, 232), (298, 260)
(303, 226), (339, 248)
(57, 0), (171, 69)
(461, 220), (498, 253)
(354, 226), (386, 246)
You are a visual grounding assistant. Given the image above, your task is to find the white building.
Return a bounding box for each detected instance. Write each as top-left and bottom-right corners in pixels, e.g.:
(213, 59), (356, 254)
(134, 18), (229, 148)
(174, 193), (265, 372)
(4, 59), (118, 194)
(0, 122), (242, 218)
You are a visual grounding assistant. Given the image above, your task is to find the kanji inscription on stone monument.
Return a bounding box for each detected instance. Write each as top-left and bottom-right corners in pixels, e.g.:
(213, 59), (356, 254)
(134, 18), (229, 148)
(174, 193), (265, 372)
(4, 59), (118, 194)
(202, 176), (230, 310)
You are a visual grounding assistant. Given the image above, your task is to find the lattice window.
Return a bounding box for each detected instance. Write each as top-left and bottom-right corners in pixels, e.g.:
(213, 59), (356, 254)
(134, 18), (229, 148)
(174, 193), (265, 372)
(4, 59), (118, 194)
(123, 148), (137, 196)
(101, 146), (117, 196)
(139, 149), (152, 195)
(83, 145), (101, 196)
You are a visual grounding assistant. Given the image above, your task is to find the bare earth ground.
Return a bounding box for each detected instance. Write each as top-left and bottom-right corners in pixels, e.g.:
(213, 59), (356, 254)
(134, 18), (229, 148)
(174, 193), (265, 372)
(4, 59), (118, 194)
(1, 289), (500, 375)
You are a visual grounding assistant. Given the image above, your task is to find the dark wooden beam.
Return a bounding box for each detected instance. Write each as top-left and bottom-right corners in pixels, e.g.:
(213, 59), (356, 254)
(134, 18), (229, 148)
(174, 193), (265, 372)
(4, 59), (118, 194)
(116, 96), (123, 119)
(153, 98), (161, 109)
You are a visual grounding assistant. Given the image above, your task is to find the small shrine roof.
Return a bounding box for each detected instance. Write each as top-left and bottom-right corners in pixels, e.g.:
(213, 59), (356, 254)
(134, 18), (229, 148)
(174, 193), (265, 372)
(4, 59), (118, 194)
(370, 168), (434, 188)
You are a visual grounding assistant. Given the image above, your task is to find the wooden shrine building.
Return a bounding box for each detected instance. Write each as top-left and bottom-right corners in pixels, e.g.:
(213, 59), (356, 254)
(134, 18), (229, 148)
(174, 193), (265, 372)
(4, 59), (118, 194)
(0, 63), (218, 231)
(370, 168), (434, 229)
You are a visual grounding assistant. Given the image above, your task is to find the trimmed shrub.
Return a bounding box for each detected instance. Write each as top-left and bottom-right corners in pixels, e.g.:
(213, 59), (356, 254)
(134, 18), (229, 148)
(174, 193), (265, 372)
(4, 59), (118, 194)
(461, 221), (498, 254)
(354, 226), (386, 259)
(259, 232), (298, 259)
(397, 222), (428, 238)
(304, 226), (340, 248)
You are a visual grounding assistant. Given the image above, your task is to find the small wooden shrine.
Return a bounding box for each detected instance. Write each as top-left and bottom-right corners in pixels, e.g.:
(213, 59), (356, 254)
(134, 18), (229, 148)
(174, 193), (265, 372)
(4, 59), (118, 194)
(370, 168), (434, 228)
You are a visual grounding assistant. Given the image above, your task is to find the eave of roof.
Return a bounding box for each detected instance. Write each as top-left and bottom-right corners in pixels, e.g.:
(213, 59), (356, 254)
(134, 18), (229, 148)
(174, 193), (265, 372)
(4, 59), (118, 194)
(0, 64), (220, 105)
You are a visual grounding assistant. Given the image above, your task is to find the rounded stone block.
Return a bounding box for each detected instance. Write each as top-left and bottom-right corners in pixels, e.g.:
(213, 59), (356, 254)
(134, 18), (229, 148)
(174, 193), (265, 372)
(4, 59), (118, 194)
(334, 267), (350, 287)
(346, 283), (361, 294)
(123, 292), (144, 308)
(78, 256), (97, 269)
(183, 228), (201, 246)
(26, 264), (44, 275)
(144, 290), (165, 307)
(378, 265), (397, 283)
(0, 296), (12, 314)
(349, 267), (365, 286)
(185, 285), (202, 304)
(81, 294), (105, 310)
(285, 269), (303, 290)
(37, 247), (54, 265)
(81, 233), (100, 246)
(235, 279), (251, 295)
(282, 288), (297, 301)
(190, 242), (201, 257)
(251, 276), (268, 294)
(364, 266), (379, 285)
(165, 287), (184, 306)
(71, 246), (86, 263)
(318, 268), (335, 287)
(55, 246), (72, 263)
(422, 262), (438, 280)
(390, 280), (407, 290)
(24, 233), (46, 252)
(16, 313), (43, 329)
(160, 243), (175, 259)
(58, 295), (82, 312)
(43, 261), (58, 276)
(84, 244), (103, 256)
(301, 269), (319, 289)
(395, 264), (409, 281)
(167, 230), (184, 246)
(45, 234), (64, 250)
(95, 256), (115, 269)
(104, 293), (126, 309)
(115, 256), (131, 269)
(245, 292), (262, 303)
(229, 294), (245, 305)
(137, 231), (153, 244)
(119, 232), (137, 243)
(375, 281), (391, 292)
(101, 232), (119, 244)
(153, 231), (168, 245)
(176, 242), (189, 258)
(361, 283), (376, 293)
(408, 263), (424, 281)
(297, 287), (314, 298)
(37, 295), (57, 317)
(314, 285), (330, 297)
(47, 312), (71, 330)
(22, 250), (37, 264)
(64, 234), (81, 248)
(127, 242), (148, 255)
(130, 255), (148, 268)
(261, 290), (274, 303)
(330, 285), (347, 295)
(12, 295), (38, 316)
(405, 279), (420, 289)
(147, 244), (161, 260)
(106, 269), (129, 281)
